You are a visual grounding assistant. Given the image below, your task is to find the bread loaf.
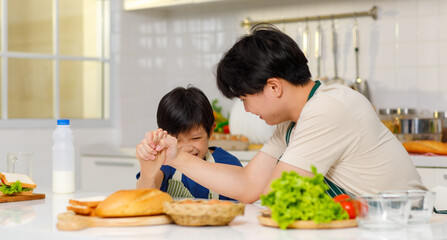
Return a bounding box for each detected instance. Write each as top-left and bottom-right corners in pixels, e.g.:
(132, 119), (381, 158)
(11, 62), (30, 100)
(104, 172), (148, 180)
(67, 196), (106, 215)
(402, 140), (447, 155)
(94, 188), (172, 217)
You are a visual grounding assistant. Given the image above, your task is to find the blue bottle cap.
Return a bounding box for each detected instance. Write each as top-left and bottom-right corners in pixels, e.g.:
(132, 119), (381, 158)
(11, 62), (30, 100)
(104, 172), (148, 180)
(57, 119), (70, 125)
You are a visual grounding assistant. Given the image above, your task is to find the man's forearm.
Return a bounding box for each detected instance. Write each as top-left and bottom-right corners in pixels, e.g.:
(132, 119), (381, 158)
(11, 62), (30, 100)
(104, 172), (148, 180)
(169, 151), (276, 203)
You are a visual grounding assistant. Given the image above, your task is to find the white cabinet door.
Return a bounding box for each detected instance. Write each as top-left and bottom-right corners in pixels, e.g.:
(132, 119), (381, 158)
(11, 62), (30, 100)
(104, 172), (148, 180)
(416, 167), (447, 190)
(81, 156), (140, 192)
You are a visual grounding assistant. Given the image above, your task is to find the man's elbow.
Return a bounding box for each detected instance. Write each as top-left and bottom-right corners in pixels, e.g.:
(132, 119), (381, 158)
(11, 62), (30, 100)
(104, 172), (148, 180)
(234, 193), (260, 204)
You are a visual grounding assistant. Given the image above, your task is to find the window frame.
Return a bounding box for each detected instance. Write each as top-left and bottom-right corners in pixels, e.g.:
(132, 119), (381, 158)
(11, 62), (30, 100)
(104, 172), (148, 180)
(0, 0), (114, 128)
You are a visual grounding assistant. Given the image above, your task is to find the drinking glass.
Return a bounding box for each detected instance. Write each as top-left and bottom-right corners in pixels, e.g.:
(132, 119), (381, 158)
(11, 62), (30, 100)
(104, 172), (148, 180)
(7, 152), (33, 177)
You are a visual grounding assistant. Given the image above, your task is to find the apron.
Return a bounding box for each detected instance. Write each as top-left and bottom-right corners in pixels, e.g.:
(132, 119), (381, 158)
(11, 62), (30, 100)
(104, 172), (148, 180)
(284, 80), (348, 198)
(167, 150), (219, 199)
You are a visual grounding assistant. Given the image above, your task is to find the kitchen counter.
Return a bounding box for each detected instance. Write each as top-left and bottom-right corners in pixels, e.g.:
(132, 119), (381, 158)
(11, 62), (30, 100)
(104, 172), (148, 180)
(1, 189), (447, 240)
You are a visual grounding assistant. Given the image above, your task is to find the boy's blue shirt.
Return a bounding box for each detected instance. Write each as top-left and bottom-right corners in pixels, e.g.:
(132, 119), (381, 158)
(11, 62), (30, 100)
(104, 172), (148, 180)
(136, 146), (242, 200)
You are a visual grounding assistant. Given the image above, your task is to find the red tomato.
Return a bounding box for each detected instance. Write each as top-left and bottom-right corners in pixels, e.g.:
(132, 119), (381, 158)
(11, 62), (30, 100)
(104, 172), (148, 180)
(333, 194), (361, 219)
(223, 125), (230, 134)
(339, 201), (357, 219)
(333, 194), (351, 202)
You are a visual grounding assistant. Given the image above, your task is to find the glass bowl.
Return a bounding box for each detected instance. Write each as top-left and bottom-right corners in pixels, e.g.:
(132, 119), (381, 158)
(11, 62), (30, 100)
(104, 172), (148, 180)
(356, 194), (411, 230)
(379, 190), (435, 224)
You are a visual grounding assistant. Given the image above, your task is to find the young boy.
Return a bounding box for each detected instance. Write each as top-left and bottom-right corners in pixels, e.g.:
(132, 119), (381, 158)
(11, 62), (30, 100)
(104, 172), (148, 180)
(136, 86), (242, 200)
(136, 24), (426, 203)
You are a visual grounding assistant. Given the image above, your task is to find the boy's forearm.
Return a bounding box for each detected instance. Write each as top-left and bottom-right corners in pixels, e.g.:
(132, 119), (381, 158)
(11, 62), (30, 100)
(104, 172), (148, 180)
(136, 175), (157, 189)
(136, 171), (161, 189)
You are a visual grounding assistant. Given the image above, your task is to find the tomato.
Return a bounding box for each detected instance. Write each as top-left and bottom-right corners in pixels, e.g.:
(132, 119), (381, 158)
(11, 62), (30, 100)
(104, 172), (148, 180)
(339, 201), (357, 219)
(223, 125), (230, 134)
(333, 194), (350, 202)
(333, 194), (361, 219)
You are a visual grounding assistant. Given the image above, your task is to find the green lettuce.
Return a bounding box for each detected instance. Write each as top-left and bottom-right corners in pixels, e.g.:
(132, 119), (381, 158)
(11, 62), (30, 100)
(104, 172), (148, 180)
(0, 180), (32, 195)
(260, 166), (348, 229)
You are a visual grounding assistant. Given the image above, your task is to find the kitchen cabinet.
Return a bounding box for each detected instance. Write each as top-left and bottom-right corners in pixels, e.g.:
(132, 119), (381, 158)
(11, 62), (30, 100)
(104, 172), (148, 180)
(81, 155), (139, 192)
(79, 148), (257, 191)
(416, 167), (447, 190)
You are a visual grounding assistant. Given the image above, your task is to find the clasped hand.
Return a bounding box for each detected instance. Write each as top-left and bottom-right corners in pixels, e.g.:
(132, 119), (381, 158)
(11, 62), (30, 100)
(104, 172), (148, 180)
(136, 128), (178, 165)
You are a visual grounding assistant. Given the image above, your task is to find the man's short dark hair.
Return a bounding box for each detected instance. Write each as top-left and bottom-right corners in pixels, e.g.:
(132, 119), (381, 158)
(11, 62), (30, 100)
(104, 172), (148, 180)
(157, 86), (214, 137)
(216, 23), (312, 99)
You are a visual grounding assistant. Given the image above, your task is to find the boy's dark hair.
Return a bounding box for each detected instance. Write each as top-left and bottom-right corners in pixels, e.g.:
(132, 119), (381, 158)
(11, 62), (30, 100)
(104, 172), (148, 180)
(216, 23), (312, 99)
(157, 86), (214, 137)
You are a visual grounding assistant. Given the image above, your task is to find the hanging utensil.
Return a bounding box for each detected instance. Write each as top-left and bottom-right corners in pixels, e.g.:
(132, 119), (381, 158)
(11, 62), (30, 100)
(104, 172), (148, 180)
(314, 20), (327, 82)
(327, 18), (344, 85)
(315, 21), (321, 78)
(352, 18), (371, 100)
(303, 20), (310, 59)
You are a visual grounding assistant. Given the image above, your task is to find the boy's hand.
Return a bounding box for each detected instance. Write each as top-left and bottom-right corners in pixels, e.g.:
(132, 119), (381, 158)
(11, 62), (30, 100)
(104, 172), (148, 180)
(136, 129), (179, 163)
(136, 129), (168, 161)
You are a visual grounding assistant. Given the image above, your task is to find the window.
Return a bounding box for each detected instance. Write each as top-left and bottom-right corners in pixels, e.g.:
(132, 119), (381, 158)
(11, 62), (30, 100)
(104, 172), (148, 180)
(0, 0), (110, 126)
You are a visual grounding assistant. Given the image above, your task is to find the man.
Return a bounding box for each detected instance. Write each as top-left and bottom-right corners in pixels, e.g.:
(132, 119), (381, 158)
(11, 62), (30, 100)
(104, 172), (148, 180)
(136, 24), (426, 203)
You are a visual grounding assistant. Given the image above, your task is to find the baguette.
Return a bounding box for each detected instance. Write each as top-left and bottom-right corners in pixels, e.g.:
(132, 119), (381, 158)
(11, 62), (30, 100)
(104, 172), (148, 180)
(67, 196), (106, 215)
(94, 188), (172, 217)
(402, 140), (447, 155)
(67, 205), (97, 215)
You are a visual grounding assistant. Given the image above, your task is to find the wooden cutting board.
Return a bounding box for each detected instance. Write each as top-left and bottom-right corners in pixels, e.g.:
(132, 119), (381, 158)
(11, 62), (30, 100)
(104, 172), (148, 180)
(258, 215), (358, 229)
(57, 211), (173, 231)
(0, 193), (45, 203)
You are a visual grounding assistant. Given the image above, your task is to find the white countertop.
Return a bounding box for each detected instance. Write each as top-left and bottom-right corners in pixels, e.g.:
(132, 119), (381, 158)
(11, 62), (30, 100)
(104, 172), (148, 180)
(1, 189), (447, 240)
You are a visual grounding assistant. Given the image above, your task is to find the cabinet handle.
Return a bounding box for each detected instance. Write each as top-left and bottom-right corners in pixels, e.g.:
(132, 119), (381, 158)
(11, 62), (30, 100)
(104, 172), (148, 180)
(95, 161), (135, 167)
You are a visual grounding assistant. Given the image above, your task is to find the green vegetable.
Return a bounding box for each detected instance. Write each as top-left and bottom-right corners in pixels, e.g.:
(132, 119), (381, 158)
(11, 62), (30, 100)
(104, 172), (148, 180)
(260, 166), (349, 229)
(211, 99), (222, 114)
(0, 180), (32, 195)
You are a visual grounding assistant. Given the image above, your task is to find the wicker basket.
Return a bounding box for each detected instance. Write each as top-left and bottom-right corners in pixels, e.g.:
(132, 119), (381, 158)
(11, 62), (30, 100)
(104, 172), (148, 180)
(163, 199), (245, 226)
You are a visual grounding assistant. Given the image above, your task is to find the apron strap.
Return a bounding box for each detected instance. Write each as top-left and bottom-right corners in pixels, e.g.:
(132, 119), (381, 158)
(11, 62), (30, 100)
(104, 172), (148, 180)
(172, 169), (182, 181)
(206, 151), (220, 200)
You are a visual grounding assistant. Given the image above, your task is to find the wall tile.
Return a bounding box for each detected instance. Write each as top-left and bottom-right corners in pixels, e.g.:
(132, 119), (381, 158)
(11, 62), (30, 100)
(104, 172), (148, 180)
(416, 0), (440, 15)
(396, 67), (418, 91)
(373, 67), (396, 91)
(417, 14), (440, 41)
(395, 91), (419, 108)
(441, 0), (447, 14)
(417, 67), (439, 92)
(417, 41), (440, 66)
(439, 66), (447, 93)
(397, 0), (417, 17)
(375, 42), (397, 68)
(396, 16), (418, 42)
(397, 42), (418, 67)
(441, 14), (447, 40)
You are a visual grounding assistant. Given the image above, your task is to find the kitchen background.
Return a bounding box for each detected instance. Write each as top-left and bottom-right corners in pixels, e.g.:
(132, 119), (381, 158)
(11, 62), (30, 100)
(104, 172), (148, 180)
(1, 0), (447, 189)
